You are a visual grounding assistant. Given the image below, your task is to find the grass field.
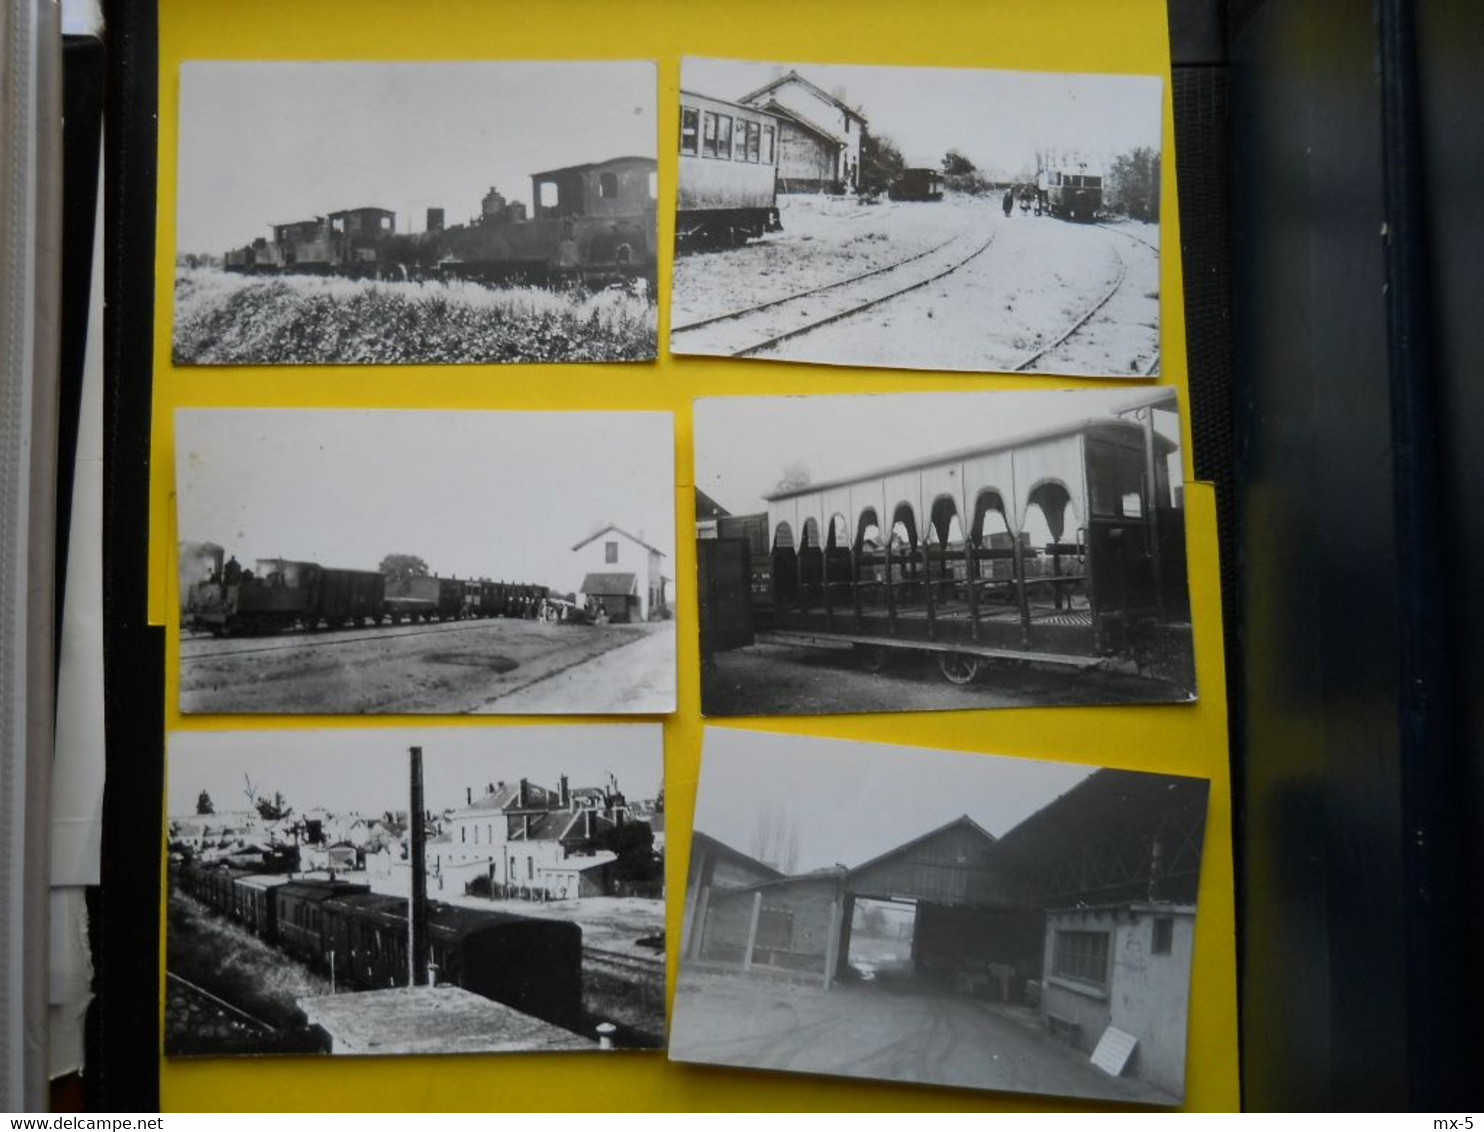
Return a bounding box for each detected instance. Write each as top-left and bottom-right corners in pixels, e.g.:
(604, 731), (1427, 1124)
(172, 268), (657, 365)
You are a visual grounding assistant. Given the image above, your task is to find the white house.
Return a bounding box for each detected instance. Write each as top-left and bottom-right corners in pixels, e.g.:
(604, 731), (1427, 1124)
(430, 774), (633, 900)
(739, 71), (866, 194)
(571, 523), (669, 622)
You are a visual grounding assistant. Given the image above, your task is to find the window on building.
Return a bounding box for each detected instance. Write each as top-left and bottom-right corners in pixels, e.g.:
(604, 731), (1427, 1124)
(474, 825), (480, 845)
(605, 541), (619, 564)
(762, 125), (776, 164)
(527, 857), (534, 880)
(717, 114), (733, 160)
(1052, 929), (1110, 988)
(702, 111), (719, 158)
(756, 908), (794, 951)
(599, 172), (619, 199)
(460, 827), (466, 843)
(746, 121), (761, 163)
(1152, 917), (1174, 954)
(680, 106), (699, 155)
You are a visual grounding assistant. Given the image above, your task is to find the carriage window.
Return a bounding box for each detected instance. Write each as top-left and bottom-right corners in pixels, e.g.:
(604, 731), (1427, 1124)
(702, 111), (719, 157)
(717, 114), (733, 159)
(747, 121), (761, 163)
(599, 172), (619, 199)
(680, 106), (699, 155)
(762, 125), (776, 164)
(539, 181), (559, 210)
(380, 215), (391, 229)
(1121, 492), (1144, 518)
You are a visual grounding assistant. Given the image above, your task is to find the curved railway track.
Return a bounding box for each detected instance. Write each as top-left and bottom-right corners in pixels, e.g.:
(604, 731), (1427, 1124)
(1010, 224), (1160, 374)
(672, 231), (999, 359)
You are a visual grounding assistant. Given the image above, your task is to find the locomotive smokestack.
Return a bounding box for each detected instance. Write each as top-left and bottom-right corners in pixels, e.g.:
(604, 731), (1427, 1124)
(408, 747), (429, 987)
(426, 207), (444, 233)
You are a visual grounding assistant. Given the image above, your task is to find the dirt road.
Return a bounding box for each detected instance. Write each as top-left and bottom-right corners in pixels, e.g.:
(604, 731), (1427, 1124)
(179, 618), (671, 714)
(702, 641), (1191, 715)
(492, 622), (675, 713)
(669, 972), (1176, 1104)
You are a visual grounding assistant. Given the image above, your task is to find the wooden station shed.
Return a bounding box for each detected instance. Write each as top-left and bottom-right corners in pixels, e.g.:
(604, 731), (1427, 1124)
(683, 769), (1210, 1091)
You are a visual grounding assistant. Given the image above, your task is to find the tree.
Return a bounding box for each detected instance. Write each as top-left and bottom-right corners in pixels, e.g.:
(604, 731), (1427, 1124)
(750, 800), (799, 873)
(1105, 147), (1161, 222)
(588, 821), (661, 884)
(379, 553), (430, 583)
(775, 462), (812, 493)
(196, 789), (215, 815)
(859, 129), (906, 196)
(941, 148), (976, 176)
(255, 791), (293, 822)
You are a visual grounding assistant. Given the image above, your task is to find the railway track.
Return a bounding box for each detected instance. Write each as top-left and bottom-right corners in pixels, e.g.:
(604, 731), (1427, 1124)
(671, 231), (998, 358)
(582, 945), (665, 979)
(1010, 225), (1160, 374)
(180, 615), (523, 661)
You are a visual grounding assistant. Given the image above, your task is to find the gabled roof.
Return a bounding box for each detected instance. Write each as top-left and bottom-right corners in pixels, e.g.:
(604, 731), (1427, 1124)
(756, 100), (847, 149)
(571, 523), (667, 557)
(689, 831), (783, 882)
(738, 70), (868, 124)
(580, 572), (638, 597)
(846, 814), (997, 881)
(695, 489), (731, 521)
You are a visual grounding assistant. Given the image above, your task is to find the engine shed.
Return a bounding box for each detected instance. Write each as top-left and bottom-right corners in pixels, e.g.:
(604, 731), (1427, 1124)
(684, 768), (1209, 1096)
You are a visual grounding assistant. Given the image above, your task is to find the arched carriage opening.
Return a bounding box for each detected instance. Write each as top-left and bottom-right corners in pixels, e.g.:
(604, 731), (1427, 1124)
(772, 521), (799, 605)
(1023, 479), (1085, 611)
(824, 514), (853, 607)
(798, 517), (824, 606)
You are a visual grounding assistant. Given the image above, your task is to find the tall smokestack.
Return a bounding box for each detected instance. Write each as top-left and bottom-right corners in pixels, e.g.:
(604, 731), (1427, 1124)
(466, 786), (472, 806)
(409, 747), (429, 987)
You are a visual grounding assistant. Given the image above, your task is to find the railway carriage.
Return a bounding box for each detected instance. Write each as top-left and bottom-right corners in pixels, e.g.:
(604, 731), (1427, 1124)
(889, 168), (945, 202)
(383, 575), (464, 624)
(273, 880), (371, 967)
(1045, 167), (1104, 221)
(703, 395), (1192, 688)
(677, 91), (784, 249)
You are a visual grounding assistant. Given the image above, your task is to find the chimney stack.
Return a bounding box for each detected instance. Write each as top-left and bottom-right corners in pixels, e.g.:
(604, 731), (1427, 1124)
(519, 777), (528, 807)
(559, 774), (570, 810)
(466, 786), (472, 806)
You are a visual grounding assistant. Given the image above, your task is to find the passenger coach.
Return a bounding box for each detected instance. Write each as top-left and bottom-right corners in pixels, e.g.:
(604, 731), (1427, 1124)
(677, 91), (783, 248)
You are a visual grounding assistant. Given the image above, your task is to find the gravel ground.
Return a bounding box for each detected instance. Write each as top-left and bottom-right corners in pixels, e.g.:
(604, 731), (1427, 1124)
(702, 641), (1192, 716)
(669, 970), (1177, 1104)
(179, 618), (671, 714)
(671, 194), (1159, 377)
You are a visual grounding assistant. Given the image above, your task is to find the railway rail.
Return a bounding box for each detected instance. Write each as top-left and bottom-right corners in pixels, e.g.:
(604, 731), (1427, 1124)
(582, 946), (666, 979)
(166, 971), (275, 1035)
(179, 614), (527, 661)
(673, 231), (999, 359)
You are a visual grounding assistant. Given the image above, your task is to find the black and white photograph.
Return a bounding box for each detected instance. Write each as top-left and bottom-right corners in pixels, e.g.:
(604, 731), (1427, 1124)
(670, 729), (1210, 1103)
(166, 724), (666, 1058)
(672, 58), (1163, 376)
(173, 61), (658, 365)
(695, 388), (1195, 715)
(176, 408), (675, 714)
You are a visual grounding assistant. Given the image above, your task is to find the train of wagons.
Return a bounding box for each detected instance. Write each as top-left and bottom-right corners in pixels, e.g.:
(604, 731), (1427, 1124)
(174, 860), (583, 1031)
(222, 155), (658, 287)
(183, 545), (551, 637)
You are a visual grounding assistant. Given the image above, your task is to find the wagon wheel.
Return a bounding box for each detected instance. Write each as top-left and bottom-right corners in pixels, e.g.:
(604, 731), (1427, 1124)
(855, 644), (889, 673)
(938, 652), (981, 685)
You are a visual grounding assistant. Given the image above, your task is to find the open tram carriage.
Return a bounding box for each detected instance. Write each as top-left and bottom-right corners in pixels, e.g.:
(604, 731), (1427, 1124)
(709, 393), (1193, 690)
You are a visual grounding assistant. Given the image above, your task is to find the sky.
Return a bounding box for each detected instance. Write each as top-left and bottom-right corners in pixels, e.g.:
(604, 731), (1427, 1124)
(167, 724), (663, 819)
(683, 57), (1162, 174)
(176, 408), (674, 595)
(693, 729), (1096, 874)
(176, 61), (657, 253)
(693, 388), (1182, 518)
